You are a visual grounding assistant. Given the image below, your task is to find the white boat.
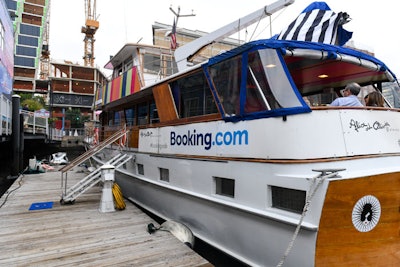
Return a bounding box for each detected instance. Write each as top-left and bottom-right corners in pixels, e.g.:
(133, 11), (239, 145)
(92, 1), (400, 266)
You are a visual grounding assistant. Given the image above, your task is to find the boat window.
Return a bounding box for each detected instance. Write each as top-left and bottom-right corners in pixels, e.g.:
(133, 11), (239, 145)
(214, 177), (235, 198)
(137, 164), (144, 175)
(114, 110), (125, 126)
(125, 108), (136, 126)
(124, 58), (133, 72)
(159, 168), (169, 182)
(252, 49), (302, 108)
(208, 55), (242, 115)
(149, 100), (159, 123)
(208, 48), (306, 119)
(143, 54), (161, 75)
(304, 88), (337, 106)
(382, 81), (400, 108)
(270, 186), (305, 214)
(107, 111), (114, 126)
(137, 103), (148, 125)
(170, 71), (218, 118)
(246, 52), (272, 112)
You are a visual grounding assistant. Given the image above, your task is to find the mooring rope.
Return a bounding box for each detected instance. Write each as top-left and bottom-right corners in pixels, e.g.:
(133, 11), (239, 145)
(276, 170), (342, 267)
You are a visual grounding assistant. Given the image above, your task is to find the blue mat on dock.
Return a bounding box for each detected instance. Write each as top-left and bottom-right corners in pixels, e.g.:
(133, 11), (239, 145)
(29, 201), (53, 211)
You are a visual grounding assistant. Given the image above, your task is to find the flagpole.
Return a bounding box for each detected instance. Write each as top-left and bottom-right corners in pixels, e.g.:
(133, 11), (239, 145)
(169, 6), (196, 49)
(169, 6), (196, 29)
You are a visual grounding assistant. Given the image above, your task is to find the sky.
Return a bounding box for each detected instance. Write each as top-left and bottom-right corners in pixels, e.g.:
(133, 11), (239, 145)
(49, 0), (400, 77)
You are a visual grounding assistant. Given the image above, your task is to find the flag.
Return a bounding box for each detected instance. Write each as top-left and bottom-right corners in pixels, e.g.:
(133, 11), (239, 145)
(170, 18), (177, 50)
(277, 2), (352, 46)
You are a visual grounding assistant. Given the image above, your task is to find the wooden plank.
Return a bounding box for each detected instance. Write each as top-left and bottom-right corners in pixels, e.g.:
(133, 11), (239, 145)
(152, 83), (178, 122)
(0, 168), (212, 267)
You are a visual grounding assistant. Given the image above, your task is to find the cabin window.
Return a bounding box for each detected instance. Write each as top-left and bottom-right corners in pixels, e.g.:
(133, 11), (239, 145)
(137, 164), (144, 175)
(246, 51), (281, 111)
(382, 81), (400, 108)
(107, 111), (114, 126)
(305, 89), (336, 106)
(149, 101), (159, 123)
(159, 168), (169, 182)
(114, 110), (125, 126)
(170, 71), (218, 118)
(125, 108), (136, 126)
(214, 177), (235, 198)
(209, 55), (242, 115)
(209, 49), (304, 118)
(270, 186), (305, 214)
(114, 63), (123, 78)
(255, 49), (302, 108)
(143, 54), (160, 74)
(124, 58), (133, 71)
(137, 103), (148, 125)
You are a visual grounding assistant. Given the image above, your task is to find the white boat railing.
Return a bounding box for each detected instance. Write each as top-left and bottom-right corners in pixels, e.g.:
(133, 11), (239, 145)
(0, 94), (12, 136)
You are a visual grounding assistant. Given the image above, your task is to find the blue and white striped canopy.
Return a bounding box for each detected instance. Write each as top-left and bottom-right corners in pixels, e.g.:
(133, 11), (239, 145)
(277, 1), (352, 46)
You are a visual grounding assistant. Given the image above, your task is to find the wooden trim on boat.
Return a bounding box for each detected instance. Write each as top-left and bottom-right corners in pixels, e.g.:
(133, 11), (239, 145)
(315, 172), (400, 266)
(152, 83), (178, 122)
(146, 151), (400, 164)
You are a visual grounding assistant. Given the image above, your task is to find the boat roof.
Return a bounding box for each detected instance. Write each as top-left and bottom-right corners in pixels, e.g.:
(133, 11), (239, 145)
(104, 43), (173, 70)
(104, 38), (397, 111)
(206, 39), (396, 93)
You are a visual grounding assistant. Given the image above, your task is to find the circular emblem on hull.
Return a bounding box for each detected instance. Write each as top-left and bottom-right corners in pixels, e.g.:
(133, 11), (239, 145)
(352, 195), (381, 232)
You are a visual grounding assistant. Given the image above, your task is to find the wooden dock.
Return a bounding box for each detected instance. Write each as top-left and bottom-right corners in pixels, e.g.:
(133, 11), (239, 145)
(0, 168), (212, 267)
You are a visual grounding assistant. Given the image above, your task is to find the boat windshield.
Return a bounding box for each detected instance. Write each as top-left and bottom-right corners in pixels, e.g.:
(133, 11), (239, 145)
(208, 48), (308, 120)
(382, 81), (400, 108)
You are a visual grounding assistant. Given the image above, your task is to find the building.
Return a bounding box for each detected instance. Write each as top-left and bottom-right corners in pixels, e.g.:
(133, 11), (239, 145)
(6, 0), (108, 128)
(6, 0), (49, 92)
(0, 0), (14, 141)
(50, 59), (108, 120)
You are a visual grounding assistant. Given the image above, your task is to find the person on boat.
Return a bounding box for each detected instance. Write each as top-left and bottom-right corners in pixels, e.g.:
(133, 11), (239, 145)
(365, 91), (384, 107)
(330, 82), (363, 106)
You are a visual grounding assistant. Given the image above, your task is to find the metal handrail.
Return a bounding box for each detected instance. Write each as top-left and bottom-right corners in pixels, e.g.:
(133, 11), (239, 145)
(60, 125), (128, 173)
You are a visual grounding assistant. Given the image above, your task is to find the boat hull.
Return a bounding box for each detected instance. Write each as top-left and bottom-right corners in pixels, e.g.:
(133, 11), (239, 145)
(93, 148), (400, 266)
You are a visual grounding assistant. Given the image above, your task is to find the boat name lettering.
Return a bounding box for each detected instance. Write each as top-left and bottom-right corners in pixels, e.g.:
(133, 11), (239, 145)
(170, 129), (249, 150)
(349, 119), (390, 132)
(140, 131), (153, 137)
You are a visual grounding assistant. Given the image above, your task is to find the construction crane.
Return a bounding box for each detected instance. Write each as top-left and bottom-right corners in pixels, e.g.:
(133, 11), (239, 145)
(81, 0), (99, 67)
(39, 0), (51, 80)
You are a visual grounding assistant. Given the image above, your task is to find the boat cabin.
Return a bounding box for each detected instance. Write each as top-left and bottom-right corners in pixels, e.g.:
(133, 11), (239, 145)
(97, 39), (399, 147)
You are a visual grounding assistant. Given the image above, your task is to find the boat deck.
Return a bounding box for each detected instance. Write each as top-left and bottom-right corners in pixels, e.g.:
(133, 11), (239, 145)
(0, 167), (212, 267)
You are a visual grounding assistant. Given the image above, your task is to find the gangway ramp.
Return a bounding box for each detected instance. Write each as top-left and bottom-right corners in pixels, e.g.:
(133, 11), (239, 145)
(59, 126), (129, 203)
(61, 153), (132, 204)
(59, 126), (128, 174)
